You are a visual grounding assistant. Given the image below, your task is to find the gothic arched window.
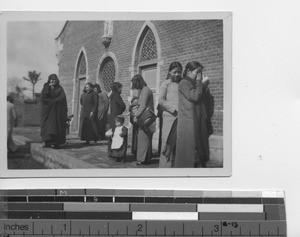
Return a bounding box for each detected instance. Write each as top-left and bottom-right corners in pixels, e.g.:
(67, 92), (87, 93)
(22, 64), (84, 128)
(101, 57), (115, 92)
(78, 54), (87, 78)
(139, 29), (157, 62)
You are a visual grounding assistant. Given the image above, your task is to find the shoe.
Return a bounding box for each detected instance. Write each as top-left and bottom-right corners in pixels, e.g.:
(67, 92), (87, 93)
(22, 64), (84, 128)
(84, 141), (90, 145)
(137, 161), (148, 165)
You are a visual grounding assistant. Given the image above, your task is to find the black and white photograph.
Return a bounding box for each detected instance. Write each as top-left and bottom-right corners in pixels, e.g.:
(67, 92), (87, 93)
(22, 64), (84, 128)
(1, 11), (232, 177)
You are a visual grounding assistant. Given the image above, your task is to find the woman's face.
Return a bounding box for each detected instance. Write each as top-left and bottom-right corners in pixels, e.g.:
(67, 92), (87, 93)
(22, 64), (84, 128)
(94, 87), (99, 93)
(169, 67), (182, 82)
(118, 86), (122, 94)
(115, 120), (121, 127)
(187, 67), (202, 80)
(85, 84), (92, 92)
(50, 78), (58, 86)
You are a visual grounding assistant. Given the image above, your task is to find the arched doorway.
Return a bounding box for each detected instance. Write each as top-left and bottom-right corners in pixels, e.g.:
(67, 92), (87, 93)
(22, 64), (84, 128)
(131, 22), (162, 151)
(72, 50), (88, 132)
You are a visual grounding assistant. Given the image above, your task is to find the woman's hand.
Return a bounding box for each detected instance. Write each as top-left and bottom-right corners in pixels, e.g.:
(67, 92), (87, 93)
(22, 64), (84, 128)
(90, 111), (94, 118)
(133, 116), (137, 123)
(202, 76), (209, 85)
(196, 72), (202, 81)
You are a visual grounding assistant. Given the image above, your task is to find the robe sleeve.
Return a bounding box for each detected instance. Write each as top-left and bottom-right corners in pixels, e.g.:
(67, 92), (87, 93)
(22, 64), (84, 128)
(91, 92), (99, 113)
(159, 80), (176, 114)
(54, 86), (67, 103)
(203, 87), (214, 119)
(134, 87), (152, 118)
(179, 79), (203, 102)
(116, 93), (126, 113)
(41, 84), (52, 105)
(103, 93), (110, 112)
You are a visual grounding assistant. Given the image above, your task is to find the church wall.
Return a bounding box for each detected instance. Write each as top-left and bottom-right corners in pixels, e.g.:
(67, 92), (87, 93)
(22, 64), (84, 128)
(57, 20), (223, 136)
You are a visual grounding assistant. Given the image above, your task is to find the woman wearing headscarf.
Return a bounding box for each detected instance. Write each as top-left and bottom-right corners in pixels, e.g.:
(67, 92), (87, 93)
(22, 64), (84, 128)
(41, 74), (68, 149)
(79, 82), (98, 144)
(131, 75), (155, 165)
(94, 83), (109, 140)
(175, 61), (213, 168)
(158, 61), (182, 167)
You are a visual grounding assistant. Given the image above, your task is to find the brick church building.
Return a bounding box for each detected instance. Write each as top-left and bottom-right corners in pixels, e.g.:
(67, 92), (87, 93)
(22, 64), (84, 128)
(55, 19), (224, 164)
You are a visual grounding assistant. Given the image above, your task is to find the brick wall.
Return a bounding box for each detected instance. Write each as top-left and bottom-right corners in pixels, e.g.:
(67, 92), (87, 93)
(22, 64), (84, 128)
(58, 20), (223, 136)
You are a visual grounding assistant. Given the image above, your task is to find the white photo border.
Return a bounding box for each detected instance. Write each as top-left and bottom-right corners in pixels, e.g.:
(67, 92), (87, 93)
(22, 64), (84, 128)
(1, 11), (232, 178)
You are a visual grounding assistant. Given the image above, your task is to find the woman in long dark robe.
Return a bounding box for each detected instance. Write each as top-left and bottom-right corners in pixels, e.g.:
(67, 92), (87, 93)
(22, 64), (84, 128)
(175, 61), (212, 168)
(41, 74), (68, 149)
(79, 82), (98, 144)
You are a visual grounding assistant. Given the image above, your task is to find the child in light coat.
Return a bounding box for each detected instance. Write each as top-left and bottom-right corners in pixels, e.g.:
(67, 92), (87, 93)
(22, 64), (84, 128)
(105, 115), (128, 162)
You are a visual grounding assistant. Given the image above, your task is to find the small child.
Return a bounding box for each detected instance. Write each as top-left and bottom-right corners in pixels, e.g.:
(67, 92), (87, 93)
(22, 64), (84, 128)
(105, 115), (128, 162)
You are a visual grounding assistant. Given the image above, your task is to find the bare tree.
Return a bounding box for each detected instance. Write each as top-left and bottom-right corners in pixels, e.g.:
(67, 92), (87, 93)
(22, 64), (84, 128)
(23, 70), (42, 99)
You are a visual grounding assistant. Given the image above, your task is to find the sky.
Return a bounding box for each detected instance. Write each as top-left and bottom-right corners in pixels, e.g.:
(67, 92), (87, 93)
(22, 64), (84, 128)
(7, 21), (65, 98)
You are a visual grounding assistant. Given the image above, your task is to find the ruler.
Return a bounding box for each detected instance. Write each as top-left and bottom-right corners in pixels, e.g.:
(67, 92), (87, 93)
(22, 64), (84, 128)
(0, 189), (286, 237)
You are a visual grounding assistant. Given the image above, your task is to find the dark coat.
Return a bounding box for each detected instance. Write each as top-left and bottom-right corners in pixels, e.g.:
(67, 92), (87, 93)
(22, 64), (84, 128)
(175, 77), (212, 168)
(108, 92), (126, 129)
(41, 83), (68, 145)
(79, 90), (98, 141)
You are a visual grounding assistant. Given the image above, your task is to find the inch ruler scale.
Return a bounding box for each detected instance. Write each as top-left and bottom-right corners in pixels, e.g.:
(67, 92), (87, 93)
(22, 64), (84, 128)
(0, 189), (286, 237)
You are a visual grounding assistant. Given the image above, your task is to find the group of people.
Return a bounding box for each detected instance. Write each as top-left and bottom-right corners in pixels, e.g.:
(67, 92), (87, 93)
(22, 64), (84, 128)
(40, 60), (213, 168)
(158, 61), (214, 168)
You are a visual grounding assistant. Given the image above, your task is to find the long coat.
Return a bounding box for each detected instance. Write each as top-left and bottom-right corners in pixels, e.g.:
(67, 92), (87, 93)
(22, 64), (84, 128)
(175, 77), (211, 168)
(158, 79), (179, 167)
(79, 90), (98, 141)
(134, 86), (154, 163)
(108, 92), (126, 130)
(97, 91), (109, 137)
(41, 83), (68, 146)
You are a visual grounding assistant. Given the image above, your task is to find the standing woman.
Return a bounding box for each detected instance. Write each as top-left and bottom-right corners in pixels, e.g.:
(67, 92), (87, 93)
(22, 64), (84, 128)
(131, 75), (155, 165)
(175, 61), (210, 168)
(158, 61), (182, 167)
(41, 74), (68, 149)
(94, 84), (109, 140)
(108, 82), (126, 130)
(7, 94), (18, 153)
(79, 82), (98, 144)
(129, 89), (140, 159)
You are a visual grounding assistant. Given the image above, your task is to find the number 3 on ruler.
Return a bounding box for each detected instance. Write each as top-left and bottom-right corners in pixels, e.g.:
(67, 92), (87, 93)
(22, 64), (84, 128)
(214, 225), (220, 232)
